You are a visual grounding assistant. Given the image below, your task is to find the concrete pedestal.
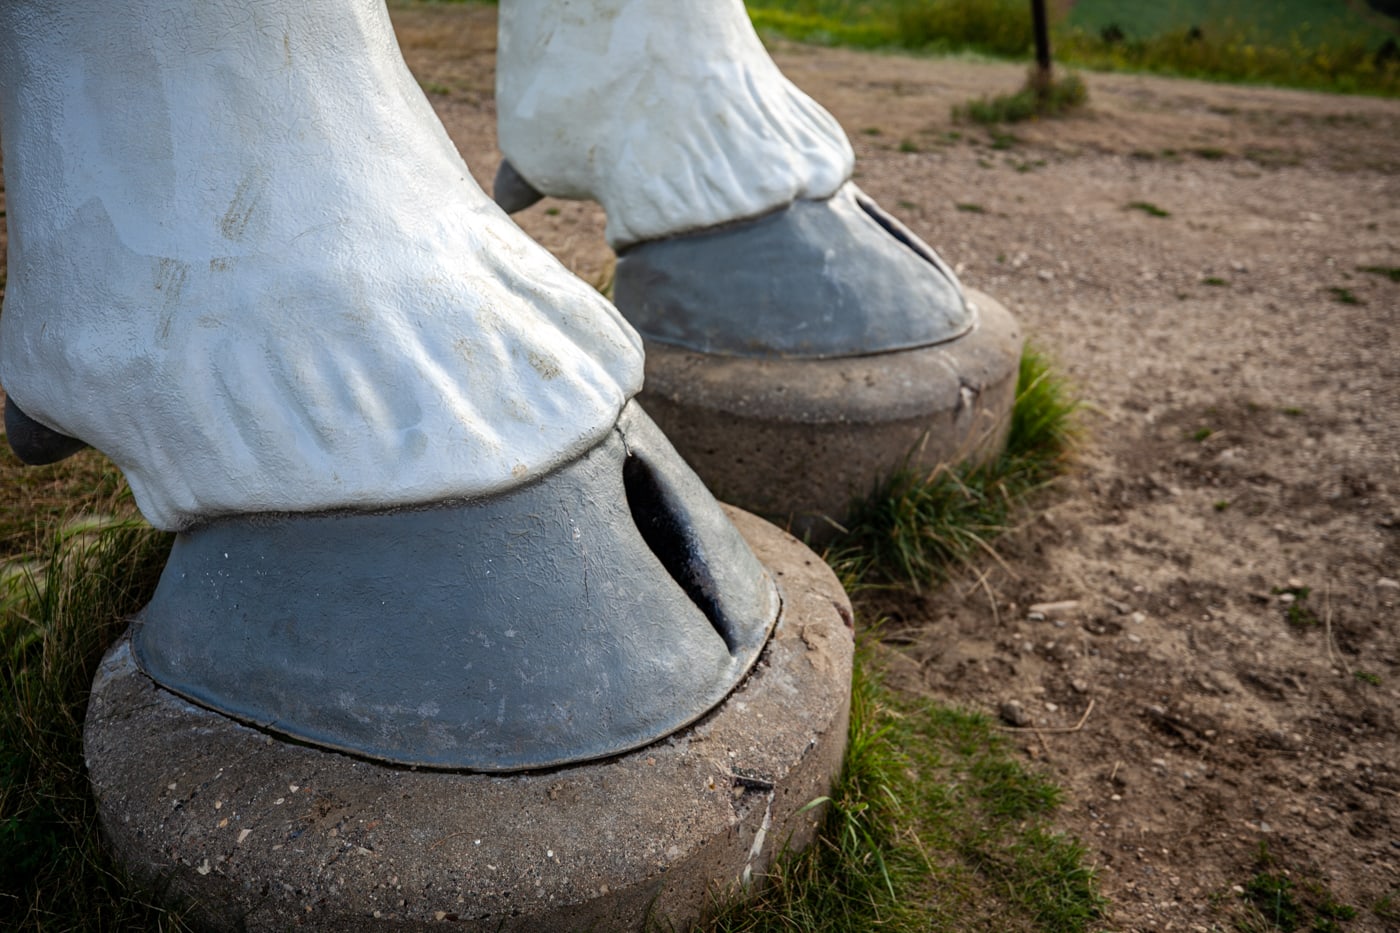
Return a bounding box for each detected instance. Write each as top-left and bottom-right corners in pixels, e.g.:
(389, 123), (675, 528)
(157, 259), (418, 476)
(637, 289), (1022, 542)
(84, 508), (853, 932)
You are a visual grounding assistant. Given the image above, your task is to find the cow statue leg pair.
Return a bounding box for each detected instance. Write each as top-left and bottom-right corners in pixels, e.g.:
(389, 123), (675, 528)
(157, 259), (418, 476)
(0, 0), (957, 767)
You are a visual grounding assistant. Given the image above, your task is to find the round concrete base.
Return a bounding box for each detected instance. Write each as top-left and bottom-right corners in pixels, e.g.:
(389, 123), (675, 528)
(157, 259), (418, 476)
(637, 289), (1022, 542)
(84, 509), (853, 933)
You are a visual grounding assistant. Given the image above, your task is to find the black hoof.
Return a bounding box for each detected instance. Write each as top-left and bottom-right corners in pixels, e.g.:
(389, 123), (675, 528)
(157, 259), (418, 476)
(132, 402), (779, 771)
(614, 182), (973, 359)
(4, 396), (88, 465)
(492, 158), (545, 214)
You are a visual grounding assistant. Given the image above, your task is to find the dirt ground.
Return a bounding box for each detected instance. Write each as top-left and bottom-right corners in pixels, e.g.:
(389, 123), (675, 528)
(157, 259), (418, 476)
(1, 5), (1396, 930)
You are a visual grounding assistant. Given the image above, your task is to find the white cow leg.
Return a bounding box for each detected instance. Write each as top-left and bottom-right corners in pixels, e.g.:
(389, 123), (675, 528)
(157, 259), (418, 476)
(495, 0), (973, 358)
(0, 0), (780, 769)
(495, 0), (853, 246)
(0, 0), (642, 530)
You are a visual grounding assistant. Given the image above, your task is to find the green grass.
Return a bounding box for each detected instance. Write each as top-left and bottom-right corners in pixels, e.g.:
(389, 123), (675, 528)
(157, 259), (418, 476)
(1235, 843), (1359, 932)
(707, 642), (1103, 931)
(1358, 264), (1400, 282)
(0, 448), (130, 560)
(1127, 200), (1171, 218)
(1328, 285), (1363, 304)
(954, 72), (1088, 124)
(746, 0), (1035, 57)
(0, 511), (178, 930)
(745, 0), (1400, 96)
(830, 343), (1079, 588)
(1376, 889), (1400, 922)
(1272, 585), (1320, 628)
(1063, 0), (1395, 50)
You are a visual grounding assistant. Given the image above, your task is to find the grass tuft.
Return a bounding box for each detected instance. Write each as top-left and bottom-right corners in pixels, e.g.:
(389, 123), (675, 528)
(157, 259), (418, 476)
(1127, 200), (1170, 218)
(705, 639), (924, 931)
(831, 343), (1079, 589)
(1233, 843), (1359, 933)
(1327, 286), (1363, 305)
(0, 515), (177, 930)
(0, 449), (131, 560)
(706, 640), (1104, 932)
(954, 71), (1088, 124)
(1357, 264), (1400, 282)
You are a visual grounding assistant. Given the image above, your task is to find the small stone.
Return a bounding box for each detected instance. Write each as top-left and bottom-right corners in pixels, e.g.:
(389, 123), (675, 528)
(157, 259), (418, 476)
(1027, 611), (1046, 622)
(1278, 593), (1295, 605)
(1037, 269), (1054, 281)
(1071, 679), (1089, 693)
(196, 859), (211, 876)
(1287, 577), (1304, 589)
(1377, 577), (1399, 589)
(1127, 633), (1142, 643)
(237, 829), (252, 844)
(1259, 821), (1272, 833)
(1045, 702), (1059, 712)
(999, 700), (1031, 727)
(1130, 611), (1146, 624)
(1030, 600), (1079, 618)
(435, 912), (448, 921)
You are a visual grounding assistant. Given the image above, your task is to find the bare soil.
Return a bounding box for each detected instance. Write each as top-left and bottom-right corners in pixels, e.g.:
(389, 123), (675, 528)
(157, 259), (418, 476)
(2, 5), (1397, 930)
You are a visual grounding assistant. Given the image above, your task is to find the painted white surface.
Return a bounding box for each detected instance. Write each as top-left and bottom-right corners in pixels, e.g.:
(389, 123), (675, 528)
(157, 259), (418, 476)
(0, 0), (643, 530)
(497, 0), (855, 248)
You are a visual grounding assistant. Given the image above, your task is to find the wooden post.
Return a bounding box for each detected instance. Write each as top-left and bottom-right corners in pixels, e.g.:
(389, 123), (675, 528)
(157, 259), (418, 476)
(1030, 0), (1052, 90)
